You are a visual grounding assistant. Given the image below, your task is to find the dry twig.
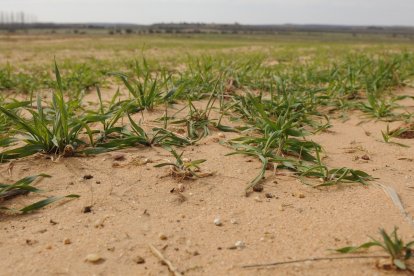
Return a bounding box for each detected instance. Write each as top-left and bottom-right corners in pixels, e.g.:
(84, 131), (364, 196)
(149, 243), (183, 276)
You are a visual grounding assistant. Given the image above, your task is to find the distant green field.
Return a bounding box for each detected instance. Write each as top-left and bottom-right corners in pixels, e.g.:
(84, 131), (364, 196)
(0, 33), (413, 94)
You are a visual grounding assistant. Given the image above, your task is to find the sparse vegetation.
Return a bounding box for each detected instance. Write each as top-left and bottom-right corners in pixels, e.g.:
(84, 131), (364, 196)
(0, 174), (79, 214)
(336, 228), (414, 271)
(1, 32), (414, 275)
(155, 147), (210, 180)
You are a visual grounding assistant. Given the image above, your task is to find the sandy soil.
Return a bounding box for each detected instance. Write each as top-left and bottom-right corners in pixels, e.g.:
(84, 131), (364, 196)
(1, 88), (414, 276)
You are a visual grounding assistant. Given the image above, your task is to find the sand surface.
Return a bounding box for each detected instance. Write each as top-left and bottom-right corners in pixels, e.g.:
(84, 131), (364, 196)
(1, 86), (414, 275)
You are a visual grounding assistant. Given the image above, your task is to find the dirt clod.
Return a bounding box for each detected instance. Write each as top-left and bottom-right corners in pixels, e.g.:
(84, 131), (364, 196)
(83, 206), (92, 213)
(253, 184), (264, 192)
(133, 255), (145, 264)
(361, 154), (370, 160)
(83, 174), (93, 180)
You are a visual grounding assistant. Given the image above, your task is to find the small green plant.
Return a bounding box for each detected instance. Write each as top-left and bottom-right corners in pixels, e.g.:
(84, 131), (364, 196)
(299, 147), (373, 186)
(84, 87), (130, 143)
(171, 95), (216, 140)
(84, 113), (191, 155)
(336, 228), (414, 271)
(359, 92), (397, 119)
(0, 174), (79, 214)
(0, 98), (29, 137)
(155, 147), (209, 180)
(381, 125), (409, 147)
(0, 63), (92, 162)
(113, 61), (172, 111)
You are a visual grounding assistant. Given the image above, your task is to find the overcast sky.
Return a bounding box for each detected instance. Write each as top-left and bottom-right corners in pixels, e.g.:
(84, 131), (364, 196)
(1, 0), (414, 26)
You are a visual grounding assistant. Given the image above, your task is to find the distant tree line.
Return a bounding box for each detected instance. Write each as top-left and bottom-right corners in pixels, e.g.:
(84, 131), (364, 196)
(0, 11), (37, 25)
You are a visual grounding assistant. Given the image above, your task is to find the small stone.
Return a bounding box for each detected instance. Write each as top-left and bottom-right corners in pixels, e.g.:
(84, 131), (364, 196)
(278, 205), (285, 211)
(26, 239), (38, 246)
(254, 196), (262, 202)
(135, 158), (150, 166)
(252, 184), (264, 193)
(361, 154), (370, 161)
(177, 183), (185, 192)
(265, 193), (274, 198)
(182, 158), (191, 163)
(95, 181), (101, 184)
(159, 233), (168, 240)
(230, 219), (238, 224)
(133, 255), (145, 264)
(214, 218), (222, 226)
(83, 206), (92, 213)
(218, 133), (226, 138)
(85, 254), (104, 263)
(63, 144), (74, 157)
(113, 153), (126, 161)
(83, 174), (93, 180)
(63, 238), (71, 245)
(46, 245), (52, 250)
(298, 193), (305, 199)
(235, 241), (245, 249)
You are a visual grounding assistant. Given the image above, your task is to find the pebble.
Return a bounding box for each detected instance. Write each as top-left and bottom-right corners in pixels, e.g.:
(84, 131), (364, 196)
(218, 133), (226, 138)
(214, 218), (222, 226)
(133, 255), (145, 264)
(63, 238), (71, 245)
(26, 239), (38, 246)
(83, 174), (93, 180)
(135, 158), (150, 166)
(361, 154), (370, 160)
(298, 193), (305, 199)
(235, 241), (245, 249)
(159, 233), (168, 240)
(265, 193), (274, 198)
(278, 205), (285, 211)
(113, 153), (126, 161)
(230, 219), (238, 224)
(254, 196), (262, 202)
(85, 254), (104, 263)
(252, 184), (264, 192)
(177, 183), (185, 192)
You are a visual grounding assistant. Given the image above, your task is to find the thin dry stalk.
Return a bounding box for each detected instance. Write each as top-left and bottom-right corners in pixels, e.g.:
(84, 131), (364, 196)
(148, 243), (183, 276)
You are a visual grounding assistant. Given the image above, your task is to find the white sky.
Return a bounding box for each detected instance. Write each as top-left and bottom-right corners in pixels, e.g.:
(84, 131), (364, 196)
(1, 0), (414, 26)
